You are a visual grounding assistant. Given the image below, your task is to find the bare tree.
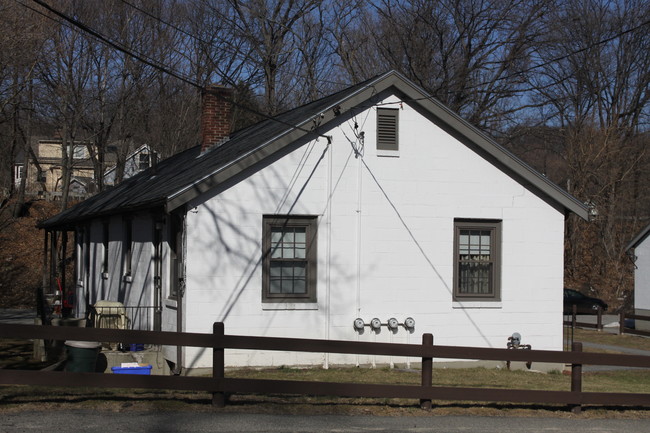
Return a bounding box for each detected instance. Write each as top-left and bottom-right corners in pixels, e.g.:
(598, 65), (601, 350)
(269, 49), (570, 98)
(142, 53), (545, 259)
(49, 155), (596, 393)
(38, 1), (95, 210)
(529, 0), (650, 304)
(366, 0), (550, 131)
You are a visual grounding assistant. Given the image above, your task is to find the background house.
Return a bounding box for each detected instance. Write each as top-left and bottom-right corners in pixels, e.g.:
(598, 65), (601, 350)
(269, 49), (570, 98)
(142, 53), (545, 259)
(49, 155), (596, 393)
(40, 72), (589, 372)
(103, 144), (157, 187)
(626, 225), (650, 332)
(14, 137), (109, 199)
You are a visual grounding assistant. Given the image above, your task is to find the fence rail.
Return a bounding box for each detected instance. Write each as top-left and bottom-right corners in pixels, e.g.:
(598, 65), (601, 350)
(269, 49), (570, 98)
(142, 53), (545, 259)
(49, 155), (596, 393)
(563, 307), (650, 338)
(2, 323), (650, 412)
(619, 312), (650, 337)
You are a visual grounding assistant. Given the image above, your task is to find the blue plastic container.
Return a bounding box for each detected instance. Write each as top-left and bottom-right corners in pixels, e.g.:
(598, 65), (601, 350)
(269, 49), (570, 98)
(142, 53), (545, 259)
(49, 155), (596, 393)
(111, 365), (152, 375)
(129, 343), (145, 352)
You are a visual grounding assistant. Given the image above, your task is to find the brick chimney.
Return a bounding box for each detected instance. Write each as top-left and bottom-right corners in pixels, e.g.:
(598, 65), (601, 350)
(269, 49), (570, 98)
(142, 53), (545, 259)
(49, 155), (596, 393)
(200, 85), (233, 154)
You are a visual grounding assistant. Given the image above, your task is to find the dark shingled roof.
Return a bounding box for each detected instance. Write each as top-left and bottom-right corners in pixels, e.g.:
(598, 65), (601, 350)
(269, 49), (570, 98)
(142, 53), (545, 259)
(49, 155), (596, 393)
(39, 74), (381, 229)
(40, 70), (589, 230)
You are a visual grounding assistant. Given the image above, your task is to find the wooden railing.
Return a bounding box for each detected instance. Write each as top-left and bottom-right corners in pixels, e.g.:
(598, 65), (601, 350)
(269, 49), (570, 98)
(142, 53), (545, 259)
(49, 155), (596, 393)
(619, 312), (650, 337)
(2, 323), (650, 413)
(563, 306), (650, 338)
(563, 305), (605, 331)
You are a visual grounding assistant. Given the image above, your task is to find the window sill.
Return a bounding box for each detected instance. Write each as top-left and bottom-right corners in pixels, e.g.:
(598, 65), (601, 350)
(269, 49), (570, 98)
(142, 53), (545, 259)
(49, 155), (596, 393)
(452, 301), (502, 309)
(376, 149), (399, 157)
(262, 303), (318, 311)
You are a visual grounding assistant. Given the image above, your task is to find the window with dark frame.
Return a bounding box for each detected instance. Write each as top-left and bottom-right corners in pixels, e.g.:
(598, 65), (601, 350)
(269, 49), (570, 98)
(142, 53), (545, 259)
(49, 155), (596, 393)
(138, 152), (150, 170)
(262, 216), (317, 303)
(453, 220), (501, 301)
(376, 107), (399, 151)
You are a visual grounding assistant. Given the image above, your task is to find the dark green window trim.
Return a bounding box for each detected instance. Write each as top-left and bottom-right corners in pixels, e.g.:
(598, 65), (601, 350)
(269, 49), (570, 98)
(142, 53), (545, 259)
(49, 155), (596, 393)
(262, 215), (318, 303)
(453, 219), (501, 301)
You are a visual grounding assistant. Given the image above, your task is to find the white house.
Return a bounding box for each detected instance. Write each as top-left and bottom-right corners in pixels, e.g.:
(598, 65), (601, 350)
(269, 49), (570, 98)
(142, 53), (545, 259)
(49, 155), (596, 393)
(104, 144), (157, 187)
(40, 71), (589, 372)
(626, 225), (650, 332)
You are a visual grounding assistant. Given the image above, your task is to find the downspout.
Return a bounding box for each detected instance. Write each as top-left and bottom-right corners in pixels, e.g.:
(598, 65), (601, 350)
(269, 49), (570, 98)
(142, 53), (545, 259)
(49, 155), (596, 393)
(324, 139), (333, 369)
(355, 138), (363, 367)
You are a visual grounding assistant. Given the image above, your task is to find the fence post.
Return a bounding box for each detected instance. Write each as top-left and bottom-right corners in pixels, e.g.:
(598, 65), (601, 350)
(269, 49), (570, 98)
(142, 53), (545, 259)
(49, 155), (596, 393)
(597, 307), (602, 331)
(571, 304), (577, 330)
(570, 341), (582, 414)
(212, 322), (225, 408)
(420, 333), (433, 410)
(619, 312), (625, 335)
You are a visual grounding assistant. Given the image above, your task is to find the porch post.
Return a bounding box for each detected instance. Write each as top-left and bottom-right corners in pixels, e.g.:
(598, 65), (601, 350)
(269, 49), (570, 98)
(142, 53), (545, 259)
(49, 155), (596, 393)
(60, 230), (67, 299)
(38, 230), (49, 323)
(49, 230), (57, 294)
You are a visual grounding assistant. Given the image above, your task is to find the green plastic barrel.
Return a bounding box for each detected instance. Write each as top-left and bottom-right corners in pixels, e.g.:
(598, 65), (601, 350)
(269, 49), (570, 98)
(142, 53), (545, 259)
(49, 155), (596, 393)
(65, 341), (101, 372)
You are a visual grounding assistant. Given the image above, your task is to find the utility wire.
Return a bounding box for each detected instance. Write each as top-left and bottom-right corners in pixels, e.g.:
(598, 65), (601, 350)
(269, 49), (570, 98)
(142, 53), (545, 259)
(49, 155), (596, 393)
(23, 0), (333, 142)
(29, 0), (200, 88)
(361, 17), (650, 108)
(118, 0), (351, 89)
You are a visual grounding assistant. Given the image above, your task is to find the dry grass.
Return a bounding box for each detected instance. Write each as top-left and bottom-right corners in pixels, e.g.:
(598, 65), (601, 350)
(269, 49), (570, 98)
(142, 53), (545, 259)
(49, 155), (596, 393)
(572, 328), (650, 352)
(2, 366), (650, 418)
(0, 339), (51, 370)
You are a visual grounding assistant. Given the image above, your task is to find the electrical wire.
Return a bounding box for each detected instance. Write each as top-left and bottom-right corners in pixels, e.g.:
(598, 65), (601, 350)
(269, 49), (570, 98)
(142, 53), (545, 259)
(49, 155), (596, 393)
(118, 0), (352, 89)
(19, 0), (334, 142)
(358, 17), (650, 109)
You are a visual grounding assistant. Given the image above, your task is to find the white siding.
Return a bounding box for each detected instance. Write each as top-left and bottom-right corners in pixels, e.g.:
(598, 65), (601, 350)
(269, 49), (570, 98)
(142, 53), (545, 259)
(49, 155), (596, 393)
(635, 236), (650, 331)
(182, 95), (566, 368)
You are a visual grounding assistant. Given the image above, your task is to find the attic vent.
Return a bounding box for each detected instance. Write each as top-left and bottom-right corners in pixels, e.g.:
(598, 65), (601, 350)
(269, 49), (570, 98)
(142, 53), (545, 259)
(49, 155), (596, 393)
(377, 107), (399, 152)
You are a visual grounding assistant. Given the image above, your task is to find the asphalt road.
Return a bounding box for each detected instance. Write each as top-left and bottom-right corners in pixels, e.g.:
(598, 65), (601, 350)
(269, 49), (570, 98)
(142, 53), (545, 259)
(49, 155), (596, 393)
(2, 411), (650, 433)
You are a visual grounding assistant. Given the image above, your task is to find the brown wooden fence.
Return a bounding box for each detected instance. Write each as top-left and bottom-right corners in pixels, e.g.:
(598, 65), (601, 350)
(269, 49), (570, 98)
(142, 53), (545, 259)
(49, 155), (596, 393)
(619, 312), (650, 337)
(563, 307), (650, 338)
(563, 305), (606, 331)
(2, 323), (650, 413)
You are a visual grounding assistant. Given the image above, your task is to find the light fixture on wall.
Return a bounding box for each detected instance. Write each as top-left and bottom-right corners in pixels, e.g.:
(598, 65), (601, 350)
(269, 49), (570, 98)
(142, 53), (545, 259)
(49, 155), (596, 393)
(353, 318), (365, 330)
(370, 318), (382, 331)
(404, 317), (415, 330)
(387, 318), (399, 330)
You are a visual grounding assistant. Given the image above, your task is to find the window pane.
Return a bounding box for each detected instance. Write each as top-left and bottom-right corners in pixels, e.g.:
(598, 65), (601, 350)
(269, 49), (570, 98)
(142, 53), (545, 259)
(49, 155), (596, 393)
(295, 246), (306, 259)
(295, 230), (306, 243)
(281, 263), (294, 277)
(282, 247), (294, 259)
(294, 262), (306, 277)
(270, 262), (282, 276)
(293, 278), (306, 294)
(270, 279), (282, 294)
(281, 279), (294, 294)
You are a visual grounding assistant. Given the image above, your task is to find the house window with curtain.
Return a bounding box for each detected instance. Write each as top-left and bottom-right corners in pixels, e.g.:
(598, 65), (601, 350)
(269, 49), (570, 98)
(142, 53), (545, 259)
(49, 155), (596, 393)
(453, 219), (501, 301)
(262, 215), (317, 303)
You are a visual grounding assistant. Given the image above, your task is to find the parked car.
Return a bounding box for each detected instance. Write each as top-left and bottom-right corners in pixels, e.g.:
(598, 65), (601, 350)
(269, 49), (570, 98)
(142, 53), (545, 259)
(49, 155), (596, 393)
(563, 288), (608, 315)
